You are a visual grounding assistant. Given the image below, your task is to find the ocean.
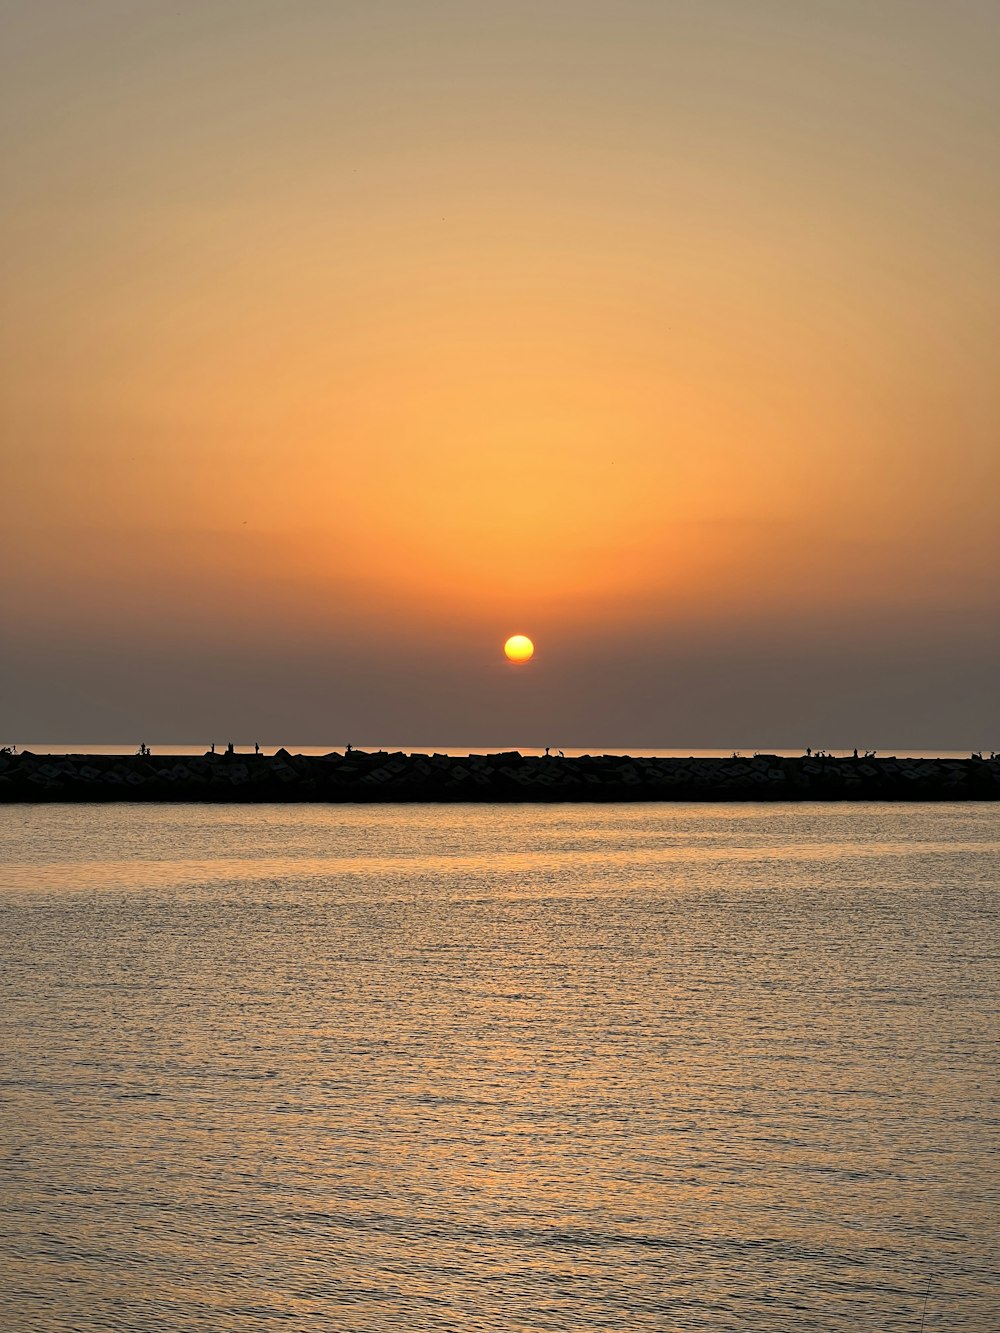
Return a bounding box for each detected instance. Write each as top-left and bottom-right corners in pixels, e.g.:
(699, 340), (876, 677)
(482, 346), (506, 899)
(1, 801), (997, 1331)
(9, 745), (984, 759)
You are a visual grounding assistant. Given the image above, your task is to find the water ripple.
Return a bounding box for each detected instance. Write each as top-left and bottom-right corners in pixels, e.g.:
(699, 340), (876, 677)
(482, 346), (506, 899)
(1, 802), (997, 1330)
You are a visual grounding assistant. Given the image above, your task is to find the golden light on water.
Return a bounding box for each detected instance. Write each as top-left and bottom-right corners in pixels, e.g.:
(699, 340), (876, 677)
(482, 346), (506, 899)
(504, 634), (534, 664)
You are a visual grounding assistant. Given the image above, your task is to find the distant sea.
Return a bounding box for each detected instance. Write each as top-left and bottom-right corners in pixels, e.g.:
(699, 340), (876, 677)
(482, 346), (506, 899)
(1, 800), (997, 1331)
(9, 742), (982, 759)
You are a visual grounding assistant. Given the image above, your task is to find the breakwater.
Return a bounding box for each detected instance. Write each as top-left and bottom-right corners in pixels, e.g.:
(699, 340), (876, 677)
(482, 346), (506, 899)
(1, 750), (998, 802)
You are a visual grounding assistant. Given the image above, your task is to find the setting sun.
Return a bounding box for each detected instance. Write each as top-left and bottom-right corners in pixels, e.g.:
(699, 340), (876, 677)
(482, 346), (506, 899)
(504, 634), (534, 664)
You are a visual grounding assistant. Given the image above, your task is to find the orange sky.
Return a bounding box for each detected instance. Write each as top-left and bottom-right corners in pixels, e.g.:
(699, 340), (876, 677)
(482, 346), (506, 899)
(2, 1), (998, 744)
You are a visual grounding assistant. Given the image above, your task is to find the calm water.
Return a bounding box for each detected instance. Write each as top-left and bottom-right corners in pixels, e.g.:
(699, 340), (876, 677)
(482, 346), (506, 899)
(1, 803), (997, 1332)
(11, 744), (983, 759)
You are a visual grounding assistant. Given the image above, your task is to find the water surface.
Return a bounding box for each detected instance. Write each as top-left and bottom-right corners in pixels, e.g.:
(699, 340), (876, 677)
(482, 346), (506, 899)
(1, 803), (997, 1330)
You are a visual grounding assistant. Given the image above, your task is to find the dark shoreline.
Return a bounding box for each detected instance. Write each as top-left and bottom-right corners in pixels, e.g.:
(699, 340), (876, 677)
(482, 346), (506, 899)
(2, 750), (998, 803)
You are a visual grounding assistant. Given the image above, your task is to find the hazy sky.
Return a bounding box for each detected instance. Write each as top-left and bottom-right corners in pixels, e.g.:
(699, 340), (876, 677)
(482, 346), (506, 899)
(3, 0), (998, 747)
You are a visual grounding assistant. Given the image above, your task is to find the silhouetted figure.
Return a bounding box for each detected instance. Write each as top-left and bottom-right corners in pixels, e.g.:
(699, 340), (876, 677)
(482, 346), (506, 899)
(227, 741), (234, 755)
(346, 743), (353, 754)
(137, 743), (149, 757)
(806, 747), (812, 757)
(853, 748), (858, 759)
(210, 742), (215, 754)
(254, 742), (260, 755)
(544, 746), (550, 757)
(558, 750), (565, 758)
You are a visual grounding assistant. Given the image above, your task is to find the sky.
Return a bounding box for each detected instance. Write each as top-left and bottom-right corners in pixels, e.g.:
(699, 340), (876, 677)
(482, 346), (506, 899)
(2, 0), (998, 748)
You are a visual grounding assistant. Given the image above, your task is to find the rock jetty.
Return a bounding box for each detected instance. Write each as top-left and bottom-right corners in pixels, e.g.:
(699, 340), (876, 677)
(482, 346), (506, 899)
(1, 750), (998, 802)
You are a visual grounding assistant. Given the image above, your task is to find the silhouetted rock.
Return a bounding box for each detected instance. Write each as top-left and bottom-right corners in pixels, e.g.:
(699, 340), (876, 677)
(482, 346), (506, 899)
(0, 751), (997, 803)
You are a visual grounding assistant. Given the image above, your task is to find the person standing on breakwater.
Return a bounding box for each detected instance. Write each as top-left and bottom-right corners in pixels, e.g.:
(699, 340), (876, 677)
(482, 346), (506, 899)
(227, 741), (234, 754)
(254, 742), (260, 755)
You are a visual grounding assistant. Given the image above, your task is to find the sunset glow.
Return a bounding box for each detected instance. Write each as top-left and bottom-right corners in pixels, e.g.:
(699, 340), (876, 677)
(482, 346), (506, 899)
(2, 2), (997, 746)
(2, 9), (996, 1331)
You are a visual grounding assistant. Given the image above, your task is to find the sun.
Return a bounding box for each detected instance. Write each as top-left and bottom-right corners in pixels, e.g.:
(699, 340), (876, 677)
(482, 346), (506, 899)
(504, 633), (534, 664)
